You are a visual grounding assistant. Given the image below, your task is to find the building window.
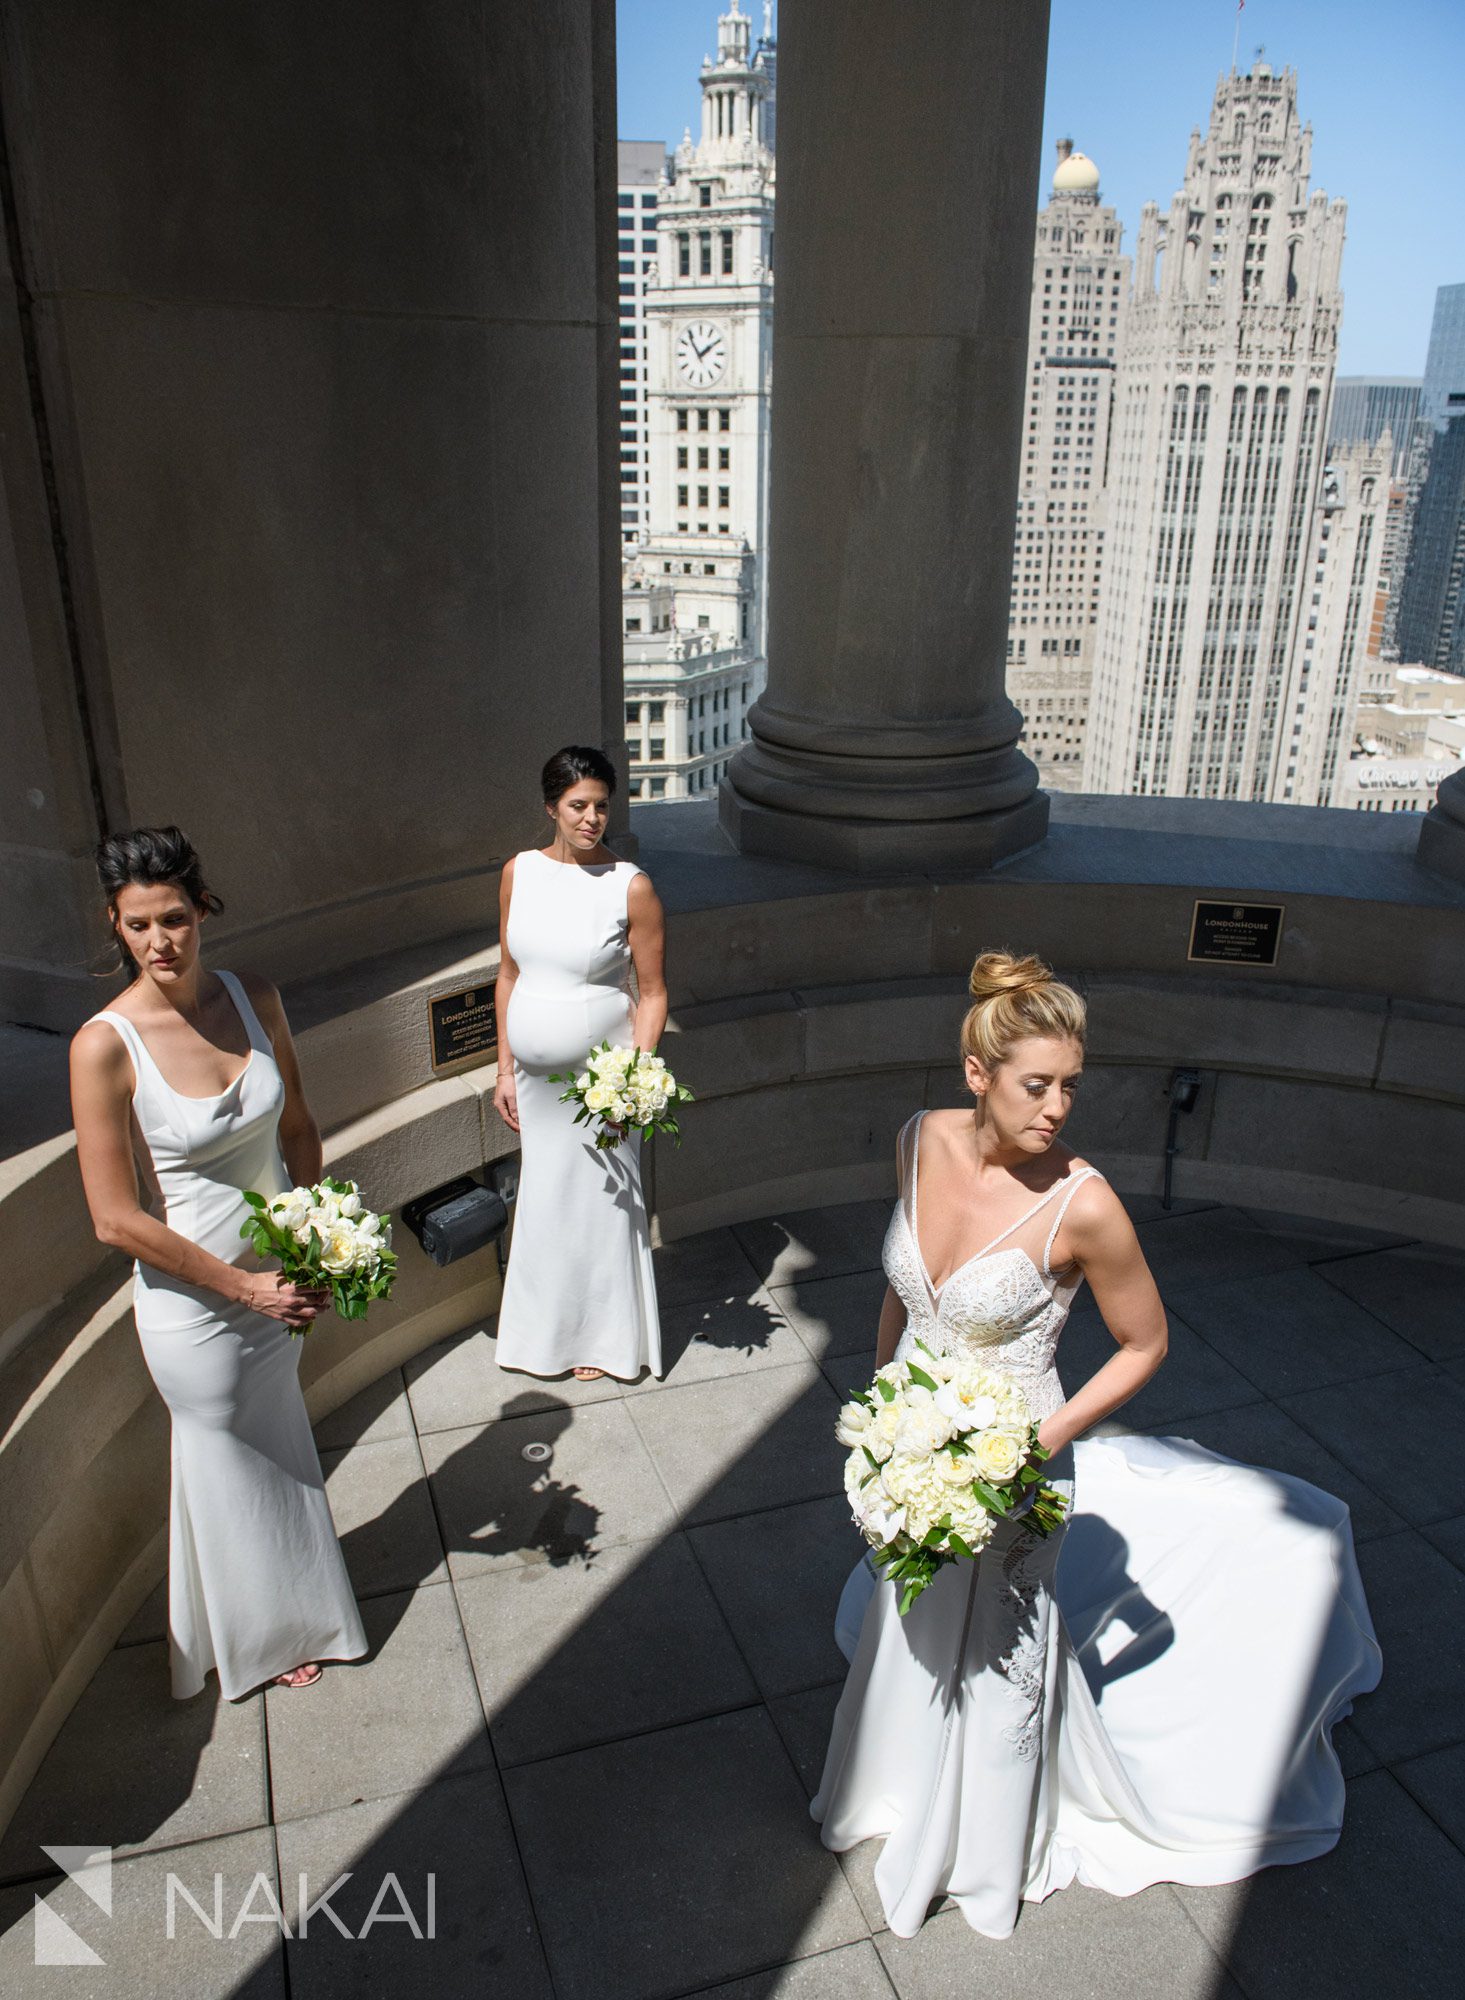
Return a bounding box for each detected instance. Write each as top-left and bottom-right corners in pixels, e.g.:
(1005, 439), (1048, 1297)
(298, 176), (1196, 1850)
(698, 485), (709, 507)
(648, 702), (665, 722)
(699, 232), (712, 276)
(719, 408), (731, 431)
(703, 562), (716, 575)
(718, 486), (730, 509)
(698, 408), (710, 432)
(677, 484), (688, 507)
(649, 777), (666, 798)
(697, 447), (709, 469)
(649, 739), (665, 761)
(625, 617), (642, 633)
(699, 184), (712, 208)
(677, 446), (688, 468)
(718, 447), (730, 469)
(678, 233), (690, 277)
(677, 409), (688, 432)
(721, 230), (734, 274)
(625, 703), (641, 724)
(697, 614), (710, 630)
(618, 194), (634, 210)
(641, 193), (656, 209)
(628, 779), (643, 798)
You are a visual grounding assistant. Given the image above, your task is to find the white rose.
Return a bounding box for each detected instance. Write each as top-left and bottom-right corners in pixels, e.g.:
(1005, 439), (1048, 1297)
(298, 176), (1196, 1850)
(585, 1084), (613, 1113)
(318, 1221), (358, 1275)
(893, 1400), (956, 1458)
(270, 1189), (312, 1232)
(970, 1429), (1026, 1485)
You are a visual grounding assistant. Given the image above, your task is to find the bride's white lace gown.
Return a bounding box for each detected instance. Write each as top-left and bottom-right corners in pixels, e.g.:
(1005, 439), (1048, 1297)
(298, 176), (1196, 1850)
(812, 1112), (1381, 1940)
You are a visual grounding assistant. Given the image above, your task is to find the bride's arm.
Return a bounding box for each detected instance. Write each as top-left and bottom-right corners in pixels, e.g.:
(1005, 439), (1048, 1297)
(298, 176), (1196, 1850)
(627, 872), (669, 1051)
(1035, 1181), (1167, 1456)
(874, 1286), (907, 1369)
(492, 859), (521, 1135)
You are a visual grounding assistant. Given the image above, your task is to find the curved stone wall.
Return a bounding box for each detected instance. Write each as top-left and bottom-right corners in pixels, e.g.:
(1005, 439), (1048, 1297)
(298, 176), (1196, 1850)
(3, 794), (1464, 1833)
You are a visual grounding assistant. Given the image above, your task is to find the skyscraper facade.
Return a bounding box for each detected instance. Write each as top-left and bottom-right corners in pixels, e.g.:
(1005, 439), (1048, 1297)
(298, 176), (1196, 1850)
(1006, 144), (1129, 793)
(622, 2), (775, 804)
(1327, 377), (1421, 478)
(1084, 64), (1346, 801)
(617, 142), (668, 547)
(1420, 283), (1465, 431)
(1395, 400), (1465, 677)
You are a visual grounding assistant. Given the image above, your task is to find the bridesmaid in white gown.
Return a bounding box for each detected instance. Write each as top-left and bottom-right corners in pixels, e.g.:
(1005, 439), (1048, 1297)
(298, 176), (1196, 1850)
(492, 746), (665, 1382)
(70, 827), (366, 1698)
(813, 951), (1381, 1940)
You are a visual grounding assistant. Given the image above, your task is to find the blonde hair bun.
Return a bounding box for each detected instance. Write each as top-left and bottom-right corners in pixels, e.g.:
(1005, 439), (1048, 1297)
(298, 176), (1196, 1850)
(962, 948), (1085, 1071)
(967, 950), (1054, 1002)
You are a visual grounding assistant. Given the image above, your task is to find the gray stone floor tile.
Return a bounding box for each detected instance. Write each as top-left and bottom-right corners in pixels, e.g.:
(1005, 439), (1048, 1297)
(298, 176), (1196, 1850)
(820, 1350), (880, 1405)
(732, 1202), (891, 1288)
(1423, 1512), (1465, 1574)
(1174, 1769), (1465, 2000)
(771, 1270), (890, 1362)
(767, 1683), (844, 1801)
(1333, 1718), (1382, 1780)
(875, 1882), (1242, 1999)
(275, 1767), (551, 1999)
(1119, 1193), (1220, 1223)
(1314, 1243), (1465, 1361)
(0, 1826), (284, 1998)
(502, 1707), (868, 2000)
(689, 1497), (864, 1699)
(1346, 1532), (1465, 1765)
(1059, 1304), (1259, 1429)
(628, 1362), (843, 1528)
(321, 1435), (446, 1599)
(674, 1938), (896, 2000)
(311, 1366), (414, 1450)
(0, 1642), (266, 1877)
(629, 1289), (809, 1392)
(404, 1322), (623, 1433)
(1134, 1399), (1405, 1544)
(1392, 1741), (1465, 1855)
(457, 1533), (757, 1766)
(654, 1226), (764, 1310)
(1241, 1208), (1415, 1257)
(1282, 1367), (1465, 1526)
(115, 1575), (167, 1647)
(421, 1396), (675, 1577)
(1132, 1205), (1314, 1291)
(265, 1582), (490, 1824)
(1169, 1265), (1425, 1399)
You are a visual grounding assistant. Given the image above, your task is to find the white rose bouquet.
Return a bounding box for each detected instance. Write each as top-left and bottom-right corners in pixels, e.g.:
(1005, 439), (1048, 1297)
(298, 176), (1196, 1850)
(550, 1041), (694, 1152)
(838, 1343), (1067, 1613)
(240, 1176), (397, 1329)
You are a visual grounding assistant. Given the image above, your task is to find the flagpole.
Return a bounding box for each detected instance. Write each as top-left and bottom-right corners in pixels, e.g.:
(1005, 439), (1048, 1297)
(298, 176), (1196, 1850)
(1231, 0), (1244, 75)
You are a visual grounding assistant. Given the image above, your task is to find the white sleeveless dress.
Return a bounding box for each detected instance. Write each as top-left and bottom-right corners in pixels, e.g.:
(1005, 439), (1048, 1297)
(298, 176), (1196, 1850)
(94, 972), (366, 1699)
(812, 1110), (1381, 1940)
(496, 849), (662, 1380)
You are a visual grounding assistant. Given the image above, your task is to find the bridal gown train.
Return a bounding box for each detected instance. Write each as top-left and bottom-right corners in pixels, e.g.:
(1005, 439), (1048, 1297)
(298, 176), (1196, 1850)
(812, 1111), (1381, 1940)
(495, 848), (662, 1380)
(95, 972), (366, 1700)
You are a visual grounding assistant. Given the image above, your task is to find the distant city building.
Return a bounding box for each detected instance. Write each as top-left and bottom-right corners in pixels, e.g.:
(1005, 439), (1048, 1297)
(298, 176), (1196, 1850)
(1341, 659), (1465, 811)
(623, 1), (775, 804)
(1394, 397), (1465, 676)
(617, 141), (668, 546)
(1328, 377), (1420, 477)
(1006, 142), (1130, 793)
(1084, 63), (1346, 802)
(1420, 282), (1465, 431)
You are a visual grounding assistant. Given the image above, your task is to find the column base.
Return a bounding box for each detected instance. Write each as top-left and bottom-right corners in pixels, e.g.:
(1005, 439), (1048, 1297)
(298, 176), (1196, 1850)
(719, 777), (1050, 873)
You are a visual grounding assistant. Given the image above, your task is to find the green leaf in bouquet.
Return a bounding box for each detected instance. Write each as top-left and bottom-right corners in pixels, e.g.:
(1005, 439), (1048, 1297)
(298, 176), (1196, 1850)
(948, 1532), (974, 1560)
(861, 1445), (882, 1472)
(905, 1361), (938, 1393)
(242, 1190), (268, 1210)
(875, 1377), (896, 1403)
(971, 1478), (1010, 1514)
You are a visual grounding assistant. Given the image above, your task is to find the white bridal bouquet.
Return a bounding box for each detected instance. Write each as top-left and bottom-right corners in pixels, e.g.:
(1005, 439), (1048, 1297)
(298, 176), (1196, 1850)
(551, 1041), (694, 1151)
(240, 1176), (398, 1328)
(838, 1344), (1067, 1613)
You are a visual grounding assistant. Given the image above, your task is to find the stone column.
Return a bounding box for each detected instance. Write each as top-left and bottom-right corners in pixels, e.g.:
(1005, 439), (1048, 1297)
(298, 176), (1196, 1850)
(1419, 769), (1465, 884)
(720, 0), (1052, 870)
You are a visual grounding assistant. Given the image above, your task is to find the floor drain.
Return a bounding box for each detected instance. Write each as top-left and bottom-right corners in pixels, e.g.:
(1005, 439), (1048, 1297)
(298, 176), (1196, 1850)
(521, 1442), (552, 1463)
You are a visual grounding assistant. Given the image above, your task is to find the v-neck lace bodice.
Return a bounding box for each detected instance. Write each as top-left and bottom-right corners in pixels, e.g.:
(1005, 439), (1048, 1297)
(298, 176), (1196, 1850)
(882, 1111), (1103, 1421)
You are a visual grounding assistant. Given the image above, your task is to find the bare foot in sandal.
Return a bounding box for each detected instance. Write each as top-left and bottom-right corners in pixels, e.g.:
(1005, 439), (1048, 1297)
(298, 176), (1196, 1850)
(274, 1662), (322, 1689)
(573, 1366), (606, 1381)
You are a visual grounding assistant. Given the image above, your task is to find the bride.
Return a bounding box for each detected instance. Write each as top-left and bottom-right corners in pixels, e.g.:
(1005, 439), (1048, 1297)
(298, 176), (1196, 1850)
(812, 950), (1381, 1940)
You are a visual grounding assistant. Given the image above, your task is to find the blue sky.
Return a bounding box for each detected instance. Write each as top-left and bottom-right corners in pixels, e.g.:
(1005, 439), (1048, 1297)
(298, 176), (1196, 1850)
(616, 0), (1463, 378)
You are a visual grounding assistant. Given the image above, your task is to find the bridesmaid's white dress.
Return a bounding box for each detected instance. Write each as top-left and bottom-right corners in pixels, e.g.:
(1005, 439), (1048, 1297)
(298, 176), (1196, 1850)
(94, 972), (367, 1700)
(496, 849), (662, 1380)
(813, 1111), (1381, 1940)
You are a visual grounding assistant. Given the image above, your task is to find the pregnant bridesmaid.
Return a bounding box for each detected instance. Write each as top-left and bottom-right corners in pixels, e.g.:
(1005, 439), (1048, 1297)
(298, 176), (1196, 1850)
(493, 746), (666, 1382)
(70, 827), (366, 1697)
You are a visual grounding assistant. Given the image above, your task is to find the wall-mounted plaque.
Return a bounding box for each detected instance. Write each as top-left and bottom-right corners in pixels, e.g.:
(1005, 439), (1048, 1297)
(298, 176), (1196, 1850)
(428, 985), (498, 1077)
(1187, 901), (1284, 968)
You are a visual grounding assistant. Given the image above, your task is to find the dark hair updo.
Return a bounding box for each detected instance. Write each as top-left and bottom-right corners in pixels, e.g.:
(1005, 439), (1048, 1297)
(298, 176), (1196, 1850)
(95, 825), (223, 976)
(541, 745), (616, 808)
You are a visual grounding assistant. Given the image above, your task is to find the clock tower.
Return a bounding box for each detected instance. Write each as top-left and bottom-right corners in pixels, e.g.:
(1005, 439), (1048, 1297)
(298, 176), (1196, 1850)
(622, 2), (776, 805)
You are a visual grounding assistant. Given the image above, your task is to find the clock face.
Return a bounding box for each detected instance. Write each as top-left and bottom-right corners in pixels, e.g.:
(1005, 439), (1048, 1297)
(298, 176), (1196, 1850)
(675, 320), (727, 388)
